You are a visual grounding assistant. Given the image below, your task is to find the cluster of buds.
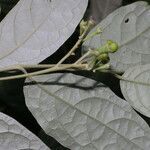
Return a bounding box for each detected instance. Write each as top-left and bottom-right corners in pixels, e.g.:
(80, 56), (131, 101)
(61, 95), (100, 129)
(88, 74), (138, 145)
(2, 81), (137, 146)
(80, 20), (96, 35)
(87, 40), (119, 72)
(79, 20), (119, 72)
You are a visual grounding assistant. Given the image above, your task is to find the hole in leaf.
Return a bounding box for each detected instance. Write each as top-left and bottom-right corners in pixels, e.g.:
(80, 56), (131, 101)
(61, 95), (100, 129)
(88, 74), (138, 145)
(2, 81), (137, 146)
(125, 18), (129, 23)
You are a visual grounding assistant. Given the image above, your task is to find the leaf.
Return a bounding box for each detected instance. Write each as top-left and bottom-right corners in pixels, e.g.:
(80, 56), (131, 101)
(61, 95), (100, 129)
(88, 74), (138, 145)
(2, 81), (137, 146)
(83, 1), (150, 72)
(0, 0), (88, 68)
(24, 73), (150, 150)
(87, 0), (122, 23)
(0, 112), (50, 150)
(120, 64), (150, 118)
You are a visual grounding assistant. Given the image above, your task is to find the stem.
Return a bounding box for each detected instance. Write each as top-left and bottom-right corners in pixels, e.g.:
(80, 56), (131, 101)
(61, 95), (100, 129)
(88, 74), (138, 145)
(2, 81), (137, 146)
(83, 27), (102, 42)
(0, 64), (87, 81)
(56, 20), (94, 66)
(75, 50), (91, 64)
(0, 64), (85, 72)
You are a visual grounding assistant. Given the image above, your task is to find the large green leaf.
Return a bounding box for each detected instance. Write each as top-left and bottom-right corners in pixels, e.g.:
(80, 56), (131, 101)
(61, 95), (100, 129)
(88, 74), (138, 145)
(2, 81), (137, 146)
(120, 64), (150, 118)
(24, 73), (150, 150)
(0, 0), (88, 68)
(83, 1), (150, 72)
(0, 112), (50, 149)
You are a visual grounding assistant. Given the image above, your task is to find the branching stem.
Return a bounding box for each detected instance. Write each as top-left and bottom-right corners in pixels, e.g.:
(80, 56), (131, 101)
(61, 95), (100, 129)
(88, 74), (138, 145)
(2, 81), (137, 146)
(0, 64), (86, 72)
(0, 18), (148, 88)
(0, 64), (87, 81)
(0, 19), (94, 81)
(56, 20), (94, 66)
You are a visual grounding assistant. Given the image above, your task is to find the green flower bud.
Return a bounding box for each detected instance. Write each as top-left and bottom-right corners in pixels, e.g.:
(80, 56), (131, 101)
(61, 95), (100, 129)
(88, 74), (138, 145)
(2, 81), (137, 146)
(97, 53), (109, 63)
(107, 40), (118, 53)
(80, 20), (88, 35)
(96, 40), (119, 54)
